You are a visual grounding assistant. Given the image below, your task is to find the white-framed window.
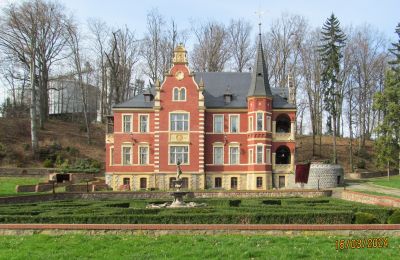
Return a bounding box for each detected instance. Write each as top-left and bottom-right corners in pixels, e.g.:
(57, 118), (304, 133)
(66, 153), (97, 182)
(229, 115), (239, 133)
(266, 148), (271, 164)
(170, 113), (189, 131)
(213, 115), (224, 133)
(139, 114), (149, 133)
(266, 116), (271, 132)
(139, 146), (149, 165)
(169, 146), (189, 164)
(173, 87), (186, 101)
(229, 146), (239, 165)
(173, 88), (179, 101)
(248, 116), (253, 132)
(248, 149), (253, 164)
(180, 88), (186, 100)
(256, 145), (264, 164)
(213, 146), (223, 165)
(122, 146), (132, 165)
(110, 146), (114, 166)
(256, 112), (263, 131)
(123, 115), (132, 133)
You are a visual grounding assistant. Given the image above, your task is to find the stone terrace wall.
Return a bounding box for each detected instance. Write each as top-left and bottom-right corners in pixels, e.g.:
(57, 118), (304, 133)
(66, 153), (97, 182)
(0, 168), (56, 177)
(15, 185), (36, 193)
(0, 190), (332, 204)
(341, 190), (400, 208)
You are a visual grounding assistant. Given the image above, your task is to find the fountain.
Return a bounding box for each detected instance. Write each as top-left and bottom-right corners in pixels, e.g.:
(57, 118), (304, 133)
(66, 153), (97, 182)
(147, 162), (206, 208)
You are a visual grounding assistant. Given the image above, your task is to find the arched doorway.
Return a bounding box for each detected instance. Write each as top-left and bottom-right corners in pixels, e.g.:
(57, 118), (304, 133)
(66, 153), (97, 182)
(276, 114), (291, 133)
(275, 145), (291, 164)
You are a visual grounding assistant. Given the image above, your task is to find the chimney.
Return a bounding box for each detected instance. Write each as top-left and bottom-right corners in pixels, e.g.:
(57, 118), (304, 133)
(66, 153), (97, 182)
(287, 75), (296, 105)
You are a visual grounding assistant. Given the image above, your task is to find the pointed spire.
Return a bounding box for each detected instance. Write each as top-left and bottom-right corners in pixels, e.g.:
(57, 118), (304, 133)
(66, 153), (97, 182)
(247, 25), (273, 97)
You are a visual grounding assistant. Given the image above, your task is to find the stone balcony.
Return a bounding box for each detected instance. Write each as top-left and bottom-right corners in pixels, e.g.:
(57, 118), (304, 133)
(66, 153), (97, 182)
(273, 164), (292, 173)
(273, 132), (293, 141)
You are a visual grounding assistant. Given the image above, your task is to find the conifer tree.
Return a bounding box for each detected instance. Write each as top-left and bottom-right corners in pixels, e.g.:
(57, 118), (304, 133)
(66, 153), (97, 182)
(318, 14), (346, 164)
(374, 23), (400, 176)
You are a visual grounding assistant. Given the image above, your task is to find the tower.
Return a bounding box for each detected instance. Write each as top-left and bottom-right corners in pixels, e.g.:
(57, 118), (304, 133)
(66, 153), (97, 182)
(246, 29), (273, 189)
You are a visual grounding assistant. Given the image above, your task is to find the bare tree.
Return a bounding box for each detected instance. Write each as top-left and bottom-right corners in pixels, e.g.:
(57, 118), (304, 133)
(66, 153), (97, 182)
(227, 19), (254, 72)
(0, 0), (41, 154)
(66, 24), (91, 144)
(298, 29), (323, 156)
(88, 18), (110, 120)
(191, 21), (231, 72)
(105, 27), (140, 108)
(264, 13), (307, 88)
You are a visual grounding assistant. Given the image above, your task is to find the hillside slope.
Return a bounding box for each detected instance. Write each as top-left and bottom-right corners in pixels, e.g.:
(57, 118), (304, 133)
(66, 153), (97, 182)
(0, 118), (105, 167)
(296, 135), (377, 173)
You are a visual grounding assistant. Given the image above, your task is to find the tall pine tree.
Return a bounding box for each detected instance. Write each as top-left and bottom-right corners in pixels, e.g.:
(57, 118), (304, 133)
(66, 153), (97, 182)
(318, 14), (346, 164)
(374, 23), (400, 176)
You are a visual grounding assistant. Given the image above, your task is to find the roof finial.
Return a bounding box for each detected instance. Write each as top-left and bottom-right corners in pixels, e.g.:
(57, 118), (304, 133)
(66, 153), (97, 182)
(255, 9), (265, 35)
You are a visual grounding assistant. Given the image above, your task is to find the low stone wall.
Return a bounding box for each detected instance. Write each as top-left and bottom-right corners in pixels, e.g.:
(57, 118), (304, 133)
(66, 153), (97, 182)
(65, 184), (92, 192)
(303, 164), (344, 189)
(15, 185), (36, 193)
(0, 168), (56, 177)
(341, 190), (400, 208)
(0, 189), (332, 204)
(70, 173), (103, 183)
(346, 171), (398, 179)
(35, 183), (53, 192)
(0, 224), (399, 236)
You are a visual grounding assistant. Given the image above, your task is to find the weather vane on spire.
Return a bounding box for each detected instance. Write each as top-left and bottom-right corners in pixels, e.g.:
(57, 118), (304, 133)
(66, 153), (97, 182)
(254, 8), (267, 35)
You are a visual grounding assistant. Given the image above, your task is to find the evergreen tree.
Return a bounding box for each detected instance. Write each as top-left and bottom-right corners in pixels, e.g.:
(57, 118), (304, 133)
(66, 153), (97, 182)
(374, 23), (400, 176)
(318, 14), (346, 164)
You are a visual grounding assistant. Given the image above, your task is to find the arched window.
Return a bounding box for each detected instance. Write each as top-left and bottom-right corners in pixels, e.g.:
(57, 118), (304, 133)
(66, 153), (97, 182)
(173, 88), (179, 101)
(180, 88), (186, 100)
(276, 114), (291, 133)
(275, 145), (291, 164)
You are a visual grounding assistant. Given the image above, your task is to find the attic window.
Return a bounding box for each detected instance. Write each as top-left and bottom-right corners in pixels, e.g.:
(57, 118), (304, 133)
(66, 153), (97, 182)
(224, 87), (233, 104)
(143, 90), (153, 102)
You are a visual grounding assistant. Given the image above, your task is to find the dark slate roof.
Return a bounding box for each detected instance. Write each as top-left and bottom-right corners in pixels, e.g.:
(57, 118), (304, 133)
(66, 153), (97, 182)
(247, 34), (273, 97)
(113, 73), (295, 109)
(113, 88), (154, 108)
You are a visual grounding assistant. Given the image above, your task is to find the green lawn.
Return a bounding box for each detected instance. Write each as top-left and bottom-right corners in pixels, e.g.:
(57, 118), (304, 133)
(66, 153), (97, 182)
(368, 175), (400, 189)
(0, 234), (398, 259)
(0, 177), (44, 196)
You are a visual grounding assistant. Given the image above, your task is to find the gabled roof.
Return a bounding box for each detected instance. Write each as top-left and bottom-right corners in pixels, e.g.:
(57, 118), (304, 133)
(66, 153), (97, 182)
(247, 34), (273, 97)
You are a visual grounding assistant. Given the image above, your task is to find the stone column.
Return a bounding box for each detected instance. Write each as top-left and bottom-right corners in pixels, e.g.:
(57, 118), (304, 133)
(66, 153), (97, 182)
(290, 121), (295, 140)
(272, 121), (276, 138)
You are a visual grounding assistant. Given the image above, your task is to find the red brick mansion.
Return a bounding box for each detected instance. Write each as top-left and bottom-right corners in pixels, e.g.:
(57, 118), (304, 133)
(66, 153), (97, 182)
(105, 34), (296, 191)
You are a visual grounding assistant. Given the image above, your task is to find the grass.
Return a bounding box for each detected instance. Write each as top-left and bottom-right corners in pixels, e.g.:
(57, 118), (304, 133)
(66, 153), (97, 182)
(0, 177), (44, 196)
(355, 190), (400, 199)
(367, 175), (400, 189)
(0, 234), (398, 259)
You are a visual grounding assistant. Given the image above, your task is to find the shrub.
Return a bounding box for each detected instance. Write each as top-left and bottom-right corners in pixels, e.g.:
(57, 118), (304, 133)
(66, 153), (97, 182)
(262, 200), (281, 205)
(229, 200), (241, 207)
(388, 210), (400, 224)
(43, 158), (54, 168)
(357, 160), (366, 169)
(354, 212), (378, 224)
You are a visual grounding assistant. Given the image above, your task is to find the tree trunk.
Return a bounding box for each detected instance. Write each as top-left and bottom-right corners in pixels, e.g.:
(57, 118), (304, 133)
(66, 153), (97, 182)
(30, 56), (38, 157)
(332, 115), (337, 164)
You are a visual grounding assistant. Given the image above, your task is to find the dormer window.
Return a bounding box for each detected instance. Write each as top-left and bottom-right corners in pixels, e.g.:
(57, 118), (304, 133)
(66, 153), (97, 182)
(173, 87), (186, 101)
(224, 87), (233, 104)
(143, 89), (153, 102)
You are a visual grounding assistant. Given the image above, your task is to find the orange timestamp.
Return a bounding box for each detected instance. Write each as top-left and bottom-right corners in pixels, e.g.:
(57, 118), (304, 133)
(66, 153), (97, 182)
(335, 237), (389, 250)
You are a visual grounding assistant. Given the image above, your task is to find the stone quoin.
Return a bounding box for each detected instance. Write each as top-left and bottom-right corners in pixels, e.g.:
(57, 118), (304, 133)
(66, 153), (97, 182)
(105, 32), (296, 191)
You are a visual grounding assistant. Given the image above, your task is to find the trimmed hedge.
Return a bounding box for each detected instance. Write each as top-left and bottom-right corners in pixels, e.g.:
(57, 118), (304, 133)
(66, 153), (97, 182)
(388, 210), (400, 224)
(0, 211), (354, 224)
(354, 212), (379, 224)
